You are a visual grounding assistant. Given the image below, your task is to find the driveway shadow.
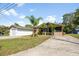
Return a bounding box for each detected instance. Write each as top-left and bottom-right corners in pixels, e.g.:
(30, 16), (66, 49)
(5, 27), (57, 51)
(55, 38), (79, 45)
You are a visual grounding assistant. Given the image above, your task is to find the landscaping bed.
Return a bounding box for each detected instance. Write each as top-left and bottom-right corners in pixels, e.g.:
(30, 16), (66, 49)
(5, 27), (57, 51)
(0, 35), (50, 56)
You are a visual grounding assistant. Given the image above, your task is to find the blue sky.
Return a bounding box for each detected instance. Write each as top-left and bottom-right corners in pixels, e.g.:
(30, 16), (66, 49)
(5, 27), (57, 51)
(0, 3), (79, 26)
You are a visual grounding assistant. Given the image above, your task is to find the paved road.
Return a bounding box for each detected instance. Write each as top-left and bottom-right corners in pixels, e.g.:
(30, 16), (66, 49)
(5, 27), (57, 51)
(11, 35), (79, 56)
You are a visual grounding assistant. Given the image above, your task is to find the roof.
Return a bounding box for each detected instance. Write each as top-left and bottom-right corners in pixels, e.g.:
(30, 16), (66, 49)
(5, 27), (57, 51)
(10, 25), (33, 31)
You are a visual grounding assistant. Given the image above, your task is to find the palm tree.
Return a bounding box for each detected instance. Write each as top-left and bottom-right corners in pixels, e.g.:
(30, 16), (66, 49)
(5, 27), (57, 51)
(25, 15), (43, 36)
(14, 23), (21, 26)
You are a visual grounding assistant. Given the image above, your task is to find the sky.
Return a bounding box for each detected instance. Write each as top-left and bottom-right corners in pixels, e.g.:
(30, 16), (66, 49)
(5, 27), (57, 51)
(0, 3), (79, 26)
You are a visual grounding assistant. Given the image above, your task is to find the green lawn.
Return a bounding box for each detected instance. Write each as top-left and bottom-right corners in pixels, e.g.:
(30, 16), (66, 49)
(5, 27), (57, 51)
(0, 35), (50, 56)
(67, 34), (79, 39)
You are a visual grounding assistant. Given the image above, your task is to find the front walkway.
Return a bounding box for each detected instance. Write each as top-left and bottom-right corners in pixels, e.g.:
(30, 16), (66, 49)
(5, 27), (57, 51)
(11, 35), (79, 56)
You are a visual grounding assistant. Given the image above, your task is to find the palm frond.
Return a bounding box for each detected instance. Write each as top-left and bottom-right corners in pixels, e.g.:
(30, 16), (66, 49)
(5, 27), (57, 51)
(25, 15), (43, 27)
(37, 17), (43, 20)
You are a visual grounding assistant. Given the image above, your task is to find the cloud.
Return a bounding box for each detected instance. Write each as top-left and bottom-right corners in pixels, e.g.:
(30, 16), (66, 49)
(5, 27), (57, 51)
(29, 9), (35, 12)
(44, 16), (56, 23)
(2, 10), (10, 16)
(9, 9), (18, 16)
(2, 9), (26, 20)
(2, 9), (18, 16)
(19, 15), (25, 19)
(16, 3), (25, 7)
(38, 16), (56, 26)
(16, 21), (25, 26)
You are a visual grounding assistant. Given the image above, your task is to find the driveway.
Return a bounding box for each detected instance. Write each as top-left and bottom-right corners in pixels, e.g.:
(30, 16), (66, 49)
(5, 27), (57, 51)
(11, 35), (79, 56)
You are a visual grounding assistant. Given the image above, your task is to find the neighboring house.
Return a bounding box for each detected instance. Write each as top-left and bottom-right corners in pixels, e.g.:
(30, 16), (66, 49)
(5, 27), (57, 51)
(75, 29), (79, 34)
(73, 29), (79, 34)
(9, 25), (33, 36)
(72, 26), (79, 34)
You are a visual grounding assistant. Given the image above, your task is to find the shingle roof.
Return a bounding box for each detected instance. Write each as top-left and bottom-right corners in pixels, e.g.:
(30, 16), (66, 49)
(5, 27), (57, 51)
(10, 25), (33, 31)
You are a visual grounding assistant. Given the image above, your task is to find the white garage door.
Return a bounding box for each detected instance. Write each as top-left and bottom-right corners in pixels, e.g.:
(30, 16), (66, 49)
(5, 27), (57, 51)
(15, 30), (33, 36)
(10, 29), (33, 36)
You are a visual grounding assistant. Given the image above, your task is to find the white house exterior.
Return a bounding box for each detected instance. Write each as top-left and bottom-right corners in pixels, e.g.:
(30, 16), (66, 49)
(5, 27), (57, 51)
(9, 25), (33, 36)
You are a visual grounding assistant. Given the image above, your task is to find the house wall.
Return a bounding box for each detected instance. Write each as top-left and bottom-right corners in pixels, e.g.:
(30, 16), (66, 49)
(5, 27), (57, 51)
(73, 29), (79, 34)
(9, 28), (33, 36)
(77, 32), (79, 34)
(77, 30), (79, 34)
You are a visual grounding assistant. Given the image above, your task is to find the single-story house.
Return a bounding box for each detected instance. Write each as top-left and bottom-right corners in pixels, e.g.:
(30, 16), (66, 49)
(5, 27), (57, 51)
(9, 25), (33, 36)
(39, 23), (64, 35)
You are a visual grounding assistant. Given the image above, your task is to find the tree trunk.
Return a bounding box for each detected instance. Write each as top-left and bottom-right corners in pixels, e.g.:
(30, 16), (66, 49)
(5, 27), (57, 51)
(62, 25), (64, 36)
(32, 27), (38, 37)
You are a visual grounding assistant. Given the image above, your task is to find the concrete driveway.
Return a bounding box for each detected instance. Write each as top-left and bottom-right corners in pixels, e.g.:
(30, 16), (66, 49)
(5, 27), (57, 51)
(10, 35), (79, 56)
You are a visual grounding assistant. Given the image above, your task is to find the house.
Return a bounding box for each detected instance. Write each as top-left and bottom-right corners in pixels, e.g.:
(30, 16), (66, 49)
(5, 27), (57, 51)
(75, 29), (79, 34)
(39, 23), (64, 35)
(9, 25), (33, 36)
(72, 26), (79, 34)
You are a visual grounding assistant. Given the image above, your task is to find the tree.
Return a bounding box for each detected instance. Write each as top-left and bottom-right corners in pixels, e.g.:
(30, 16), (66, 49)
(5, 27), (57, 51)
(14, 23), (21, 26)
(62, 13), (76, 33)
(62, 8), (79, 34)
(39, 23), (56, 35)
(63, 13), (75, 24)
(73, 9), (79, 26)
(0, 25), (9, 36)
(25, 24), (33, 28)
(25, 15), (43, 36)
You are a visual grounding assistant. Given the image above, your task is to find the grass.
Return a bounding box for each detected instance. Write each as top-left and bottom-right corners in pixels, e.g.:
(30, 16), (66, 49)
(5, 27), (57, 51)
(66, 34), (79, 39)
(0, 35), (50, 56)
